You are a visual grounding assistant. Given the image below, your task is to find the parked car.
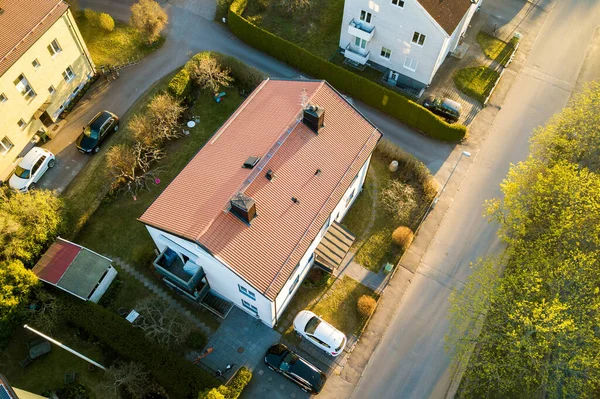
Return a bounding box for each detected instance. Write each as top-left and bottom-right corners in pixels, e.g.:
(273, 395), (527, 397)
(9, 147), (55, 192)
(264, 343), (327, 394)
(293, 310), (347, 357)
(76, 110), (119, 154)
(422, 95), (462, 123)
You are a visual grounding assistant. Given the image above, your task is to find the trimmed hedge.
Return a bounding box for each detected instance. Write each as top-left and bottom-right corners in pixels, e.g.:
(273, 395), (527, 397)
(227, 0), (467, 142)
(168, 68), (192, 99)
(62, 299), (218, 398)
(224, 367), (252, 399)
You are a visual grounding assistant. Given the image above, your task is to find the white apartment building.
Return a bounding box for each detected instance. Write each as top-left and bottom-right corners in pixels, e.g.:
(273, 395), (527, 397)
(340, 0), (480, 96)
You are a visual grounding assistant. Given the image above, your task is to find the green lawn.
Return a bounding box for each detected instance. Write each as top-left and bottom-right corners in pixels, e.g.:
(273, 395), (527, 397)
(1, 327), (107, 398)
(243, 0), (344, 59)
(76, 12), (165, 66)
(330, 52), (384, 83)
(476, 31), (519, 67)
(453, 66), (500, 104)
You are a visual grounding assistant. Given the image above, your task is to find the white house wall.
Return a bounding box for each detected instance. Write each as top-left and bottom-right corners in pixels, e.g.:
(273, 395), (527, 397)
(273, 154), (373, 323)
(89, 266), (118, 303)
(145, 226), (275, 326)
(340, 0), (447, 86)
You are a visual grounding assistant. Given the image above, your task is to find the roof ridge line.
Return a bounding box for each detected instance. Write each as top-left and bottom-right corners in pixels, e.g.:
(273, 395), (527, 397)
(0, 0), (65, 64)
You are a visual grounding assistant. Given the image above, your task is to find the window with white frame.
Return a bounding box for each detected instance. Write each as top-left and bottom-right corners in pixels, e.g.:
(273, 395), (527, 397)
(17, 119), (27, 129)
(412, 31), (426, 46)
(48, 39), (62, 56)
(32, 59), (41, 69)
(355, 37), (367, 49)
(391, 0), (405, 7)
(404, 56), (418, 71)
(380, 47), (392, 59)
(346, 188), (356, 207)
(14, 74), (36, 100)
(242, 299), (258, 314)
(48, 85), (55, 94)
(360, 10), (372, 23)
(63, 66), (75, 82)
(238, 284), (256, 300)
(1, 136), (14, 155)
(0, 93), (6, 103)
(289, 274), (300, 294)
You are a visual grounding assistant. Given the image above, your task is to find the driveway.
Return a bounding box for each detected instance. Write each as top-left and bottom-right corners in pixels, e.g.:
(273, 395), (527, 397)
(40, 0), (451, 194)
(349, 0), (600, 398)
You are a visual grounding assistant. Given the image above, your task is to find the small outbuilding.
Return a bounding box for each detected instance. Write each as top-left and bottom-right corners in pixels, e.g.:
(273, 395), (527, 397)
(32, 238), (117, 303)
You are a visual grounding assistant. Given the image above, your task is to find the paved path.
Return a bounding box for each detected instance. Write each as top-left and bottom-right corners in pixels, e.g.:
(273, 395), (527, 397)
(112, 257), (213, 336)
(41, 0), (451, 194)
(349, 0), (600, 398)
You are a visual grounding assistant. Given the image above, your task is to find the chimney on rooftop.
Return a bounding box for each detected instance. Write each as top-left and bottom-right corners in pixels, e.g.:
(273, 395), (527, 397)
(302, 104), (324, 134)
(230, 193), (256, 224)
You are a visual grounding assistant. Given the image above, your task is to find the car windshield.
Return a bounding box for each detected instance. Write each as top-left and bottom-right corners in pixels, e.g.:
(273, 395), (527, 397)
(433, 98), (443, 107)
(83, 126), (99, 139)
(14, 165), (30, 179)
(305, 316), (321, 334)
(335, 337), (346, 352)
(280, 351), (298, 372)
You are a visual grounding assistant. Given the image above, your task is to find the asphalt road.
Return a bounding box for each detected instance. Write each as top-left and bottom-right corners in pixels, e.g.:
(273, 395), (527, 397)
(351, 0), (600, 398)
(39, 0), (451, 194)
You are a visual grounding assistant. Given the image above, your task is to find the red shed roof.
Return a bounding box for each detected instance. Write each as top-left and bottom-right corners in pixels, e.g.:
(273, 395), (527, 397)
(32, 238), (80, 284)
(140, 79), (381, 299)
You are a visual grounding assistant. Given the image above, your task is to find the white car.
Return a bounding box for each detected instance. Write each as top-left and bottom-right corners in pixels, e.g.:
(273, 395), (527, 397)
(9, 147), (55, 192)
(293, 310), (347, 357)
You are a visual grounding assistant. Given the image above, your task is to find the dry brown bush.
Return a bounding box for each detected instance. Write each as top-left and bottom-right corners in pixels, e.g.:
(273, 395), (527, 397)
(130, 0), (168, 45)
(392, 226), (414, 251)
(357, 295), (377, 318)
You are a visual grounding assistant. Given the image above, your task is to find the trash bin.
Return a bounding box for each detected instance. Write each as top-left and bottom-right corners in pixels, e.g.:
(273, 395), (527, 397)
(383, 262), (394, 274)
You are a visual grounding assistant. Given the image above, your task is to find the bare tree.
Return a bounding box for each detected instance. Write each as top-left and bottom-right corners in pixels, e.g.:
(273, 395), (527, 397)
(129, 114), (159, 149)
(106, 143), (164, 197)
(148, 93), (185, 142)
(130, 0), (168, 45)
(278, 0), (310, 15)
(191, 56), (233, 94)
(100, 361), (150, 399)
(29, 289), (64, 335)
(134, 297), (192, 347)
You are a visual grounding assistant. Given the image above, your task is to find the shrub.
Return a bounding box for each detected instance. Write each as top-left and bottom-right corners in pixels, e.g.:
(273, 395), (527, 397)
(224, 367), (252, 399)
(168, 68), (192, 99)
(83, 8), (98, 25)
(147, 92), (185, 142)
(130, 0), (168, 45)
(98, 12), (115, 32)
(380, 180), (418, 223)
(227, 0), (467, 142)
(189, 54), (234, 94)
(422, 178), (439, 203)
(357, 295), (377, 318)
(211, 53), (266, 94)
(187, 330), (207, 350)
(61, 298), (218, 397)
(392, 226), (414, 251)
(199, 388), (226, 399)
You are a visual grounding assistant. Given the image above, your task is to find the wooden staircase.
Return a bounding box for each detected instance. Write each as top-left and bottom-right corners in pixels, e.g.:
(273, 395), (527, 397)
(314, 221), (356, 273)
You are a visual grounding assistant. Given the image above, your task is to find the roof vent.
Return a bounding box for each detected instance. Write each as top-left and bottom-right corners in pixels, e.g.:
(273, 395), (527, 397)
(302, 104), (324, 134)
(266, 169), (276, 181)
(243, 156), (260, 169)
(230, 193), (256, 224)
(292, 197), (300, 204)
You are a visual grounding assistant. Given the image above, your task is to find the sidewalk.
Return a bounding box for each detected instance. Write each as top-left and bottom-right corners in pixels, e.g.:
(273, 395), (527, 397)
(320, 0), (555, 397)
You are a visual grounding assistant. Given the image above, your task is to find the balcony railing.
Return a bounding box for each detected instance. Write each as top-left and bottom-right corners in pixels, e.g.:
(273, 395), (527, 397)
(348, 18), (375, 42)
(344, 44), (370, 65)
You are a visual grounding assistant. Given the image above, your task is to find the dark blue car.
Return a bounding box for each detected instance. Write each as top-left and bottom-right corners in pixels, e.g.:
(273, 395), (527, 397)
(76, 110), (119, 154)
(264, 343), (327, 394)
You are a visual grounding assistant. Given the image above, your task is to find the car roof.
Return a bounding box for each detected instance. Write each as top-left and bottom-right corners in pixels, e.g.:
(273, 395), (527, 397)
(89, 111), (112, 131)
(289, 354), (324, 385)
(442, 98), (462, 112)
(19, 147), (46, 169)
(313, 319), (345, 347)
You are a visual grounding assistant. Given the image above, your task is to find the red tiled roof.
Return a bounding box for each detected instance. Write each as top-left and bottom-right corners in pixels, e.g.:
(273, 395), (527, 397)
(418, 0), (474, 35)
(0, 0), (68, 77)
(140, 79), (381, 300)
(32, 238), (81, 284)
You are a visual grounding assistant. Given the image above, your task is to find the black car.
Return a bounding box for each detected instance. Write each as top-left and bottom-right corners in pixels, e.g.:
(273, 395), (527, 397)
(76, 111), (119, 154)
(422, 95), (462, 123)
(264, 343), (327, 394)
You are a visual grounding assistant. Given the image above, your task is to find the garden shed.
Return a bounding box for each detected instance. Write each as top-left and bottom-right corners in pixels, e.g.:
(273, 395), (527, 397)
(32, 238), (117, 303)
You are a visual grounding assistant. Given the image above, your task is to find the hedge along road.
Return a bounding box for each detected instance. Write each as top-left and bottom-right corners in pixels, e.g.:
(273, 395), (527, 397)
(40, 0), (453, 195)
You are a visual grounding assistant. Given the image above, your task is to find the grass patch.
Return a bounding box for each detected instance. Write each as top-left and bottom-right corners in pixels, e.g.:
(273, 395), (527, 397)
(243, 0), (344, 58)
(453, 66), (500, 104)
(342, 141), (436, 272)
(476, 31), (519, 67)
(330, 52), (384, 83)
(76, 12), (164, 66)
(1, 327), (106, 398)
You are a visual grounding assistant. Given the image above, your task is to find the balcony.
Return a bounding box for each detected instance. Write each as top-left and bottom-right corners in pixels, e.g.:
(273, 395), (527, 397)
(153, 247), (206, 293)
(344, 44), (370, 65)
(348, 18), (375, 42)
